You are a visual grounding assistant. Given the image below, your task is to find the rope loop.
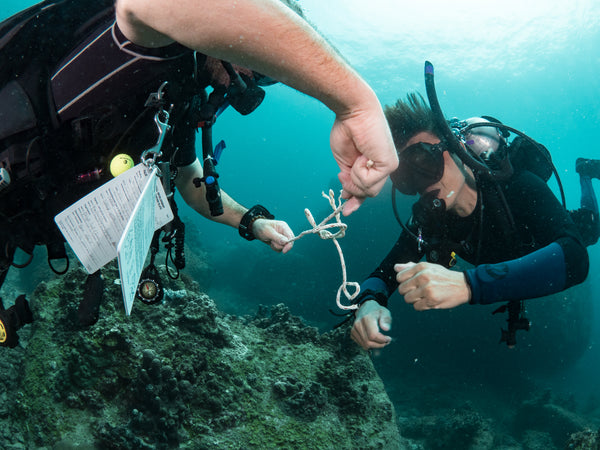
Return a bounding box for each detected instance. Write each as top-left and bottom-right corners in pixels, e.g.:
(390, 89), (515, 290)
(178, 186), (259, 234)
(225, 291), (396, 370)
(289, 189), (360, 310)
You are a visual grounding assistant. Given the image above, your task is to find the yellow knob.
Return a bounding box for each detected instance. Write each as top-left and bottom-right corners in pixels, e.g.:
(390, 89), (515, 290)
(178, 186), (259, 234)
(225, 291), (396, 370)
(110, 154), (135, 177)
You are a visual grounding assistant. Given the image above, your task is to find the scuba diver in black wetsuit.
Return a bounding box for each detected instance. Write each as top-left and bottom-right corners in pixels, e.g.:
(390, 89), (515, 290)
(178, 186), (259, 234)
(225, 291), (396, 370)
(0, 0), (400, 349)
(350, 62), (599, 350)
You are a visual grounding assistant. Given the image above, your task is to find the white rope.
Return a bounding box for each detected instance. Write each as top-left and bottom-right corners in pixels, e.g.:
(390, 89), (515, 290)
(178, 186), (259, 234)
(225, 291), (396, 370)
(288, 190), (360, 310)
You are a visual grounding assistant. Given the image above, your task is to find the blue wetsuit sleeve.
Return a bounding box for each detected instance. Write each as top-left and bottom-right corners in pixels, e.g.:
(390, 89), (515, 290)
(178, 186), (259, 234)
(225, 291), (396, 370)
(361, 277), (389, 294)
(354, 277), (390, 307)
(467, 170), (590, 305)
(465, 239), (587, 305)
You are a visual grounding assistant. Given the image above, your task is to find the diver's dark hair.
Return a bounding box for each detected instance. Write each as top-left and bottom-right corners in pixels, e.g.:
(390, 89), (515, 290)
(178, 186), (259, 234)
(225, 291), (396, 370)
(384, 92), (443, 151)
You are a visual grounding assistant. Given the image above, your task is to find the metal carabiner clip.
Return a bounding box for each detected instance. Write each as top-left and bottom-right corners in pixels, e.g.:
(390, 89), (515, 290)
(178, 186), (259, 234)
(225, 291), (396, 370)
(141, 81), (172, 169)
(141, 109), (171, 169)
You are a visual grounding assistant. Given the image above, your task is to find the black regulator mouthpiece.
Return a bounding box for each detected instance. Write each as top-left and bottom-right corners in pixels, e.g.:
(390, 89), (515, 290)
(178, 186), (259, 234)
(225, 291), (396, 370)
(221, 61), (265, 115)
(408, 191), (453, 264)
(0, 295), (33, 348)
(409, 190), (446, 232)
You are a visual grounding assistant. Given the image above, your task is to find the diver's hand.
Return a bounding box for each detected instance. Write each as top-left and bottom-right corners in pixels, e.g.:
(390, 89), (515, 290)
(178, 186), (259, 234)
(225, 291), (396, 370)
(395, 262), (471, 310)
(351, 300), (392, 351)
(253, 219), (294, 253)
(330, 99), (398, 216)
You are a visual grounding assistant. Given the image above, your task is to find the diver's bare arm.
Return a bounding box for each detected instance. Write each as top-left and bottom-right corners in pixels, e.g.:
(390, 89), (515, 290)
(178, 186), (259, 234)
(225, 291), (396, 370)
(175, 160), (246, 228)
(115, 0), (377, 116)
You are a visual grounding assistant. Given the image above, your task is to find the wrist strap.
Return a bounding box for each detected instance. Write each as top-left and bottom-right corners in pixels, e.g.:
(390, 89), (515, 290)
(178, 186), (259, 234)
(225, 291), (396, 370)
(239, 204), (274, 241)
(352, 288), (388, 308)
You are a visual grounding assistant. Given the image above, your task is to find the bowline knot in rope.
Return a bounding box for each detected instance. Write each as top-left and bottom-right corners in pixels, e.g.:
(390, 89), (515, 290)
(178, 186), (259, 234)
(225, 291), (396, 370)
(288, 190), (360, 310)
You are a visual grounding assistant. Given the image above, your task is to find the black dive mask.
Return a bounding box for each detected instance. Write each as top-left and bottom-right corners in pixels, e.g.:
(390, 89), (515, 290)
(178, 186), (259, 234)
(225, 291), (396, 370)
(390, 141), (446, 195)
(227, 72), (265, 115)
(220, 61), (266, 116)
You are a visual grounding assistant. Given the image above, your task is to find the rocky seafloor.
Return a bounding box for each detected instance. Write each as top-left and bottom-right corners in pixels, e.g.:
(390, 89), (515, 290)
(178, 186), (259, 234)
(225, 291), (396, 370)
(0, 261), (402, 449)
(1, 259), (600, 449)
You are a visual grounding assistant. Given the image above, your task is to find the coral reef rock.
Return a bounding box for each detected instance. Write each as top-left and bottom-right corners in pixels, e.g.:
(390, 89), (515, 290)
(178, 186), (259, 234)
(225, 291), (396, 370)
(0, 263), (401, 449)
(566, 428), (600, 450)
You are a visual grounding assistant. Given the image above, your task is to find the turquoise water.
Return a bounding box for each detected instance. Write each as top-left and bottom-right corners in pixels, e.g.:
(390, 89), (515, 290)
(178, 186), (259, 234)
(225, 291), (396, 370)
(2, 0), (600, 444)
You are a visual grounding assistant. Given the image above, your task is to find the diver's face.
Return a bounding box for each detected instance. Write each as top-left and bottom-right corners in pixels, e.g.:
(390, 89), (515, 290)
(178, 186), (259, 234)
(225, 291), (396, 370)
(402, 132), (477, 217)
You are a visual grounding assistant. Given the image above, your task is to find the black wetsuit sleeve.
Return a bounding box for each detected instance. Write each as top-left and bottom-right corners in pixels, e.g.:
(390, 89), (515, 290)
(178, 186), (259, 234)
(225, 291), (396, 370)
(357, 230), (423, 307)
(466, 171), (589, 305)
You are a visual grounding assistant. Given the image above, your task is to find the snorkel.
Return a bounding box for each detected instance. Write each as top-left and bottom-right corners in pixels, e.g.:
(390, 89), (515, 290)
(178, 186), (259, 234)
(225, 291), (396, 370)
(424, 61), (510, 181)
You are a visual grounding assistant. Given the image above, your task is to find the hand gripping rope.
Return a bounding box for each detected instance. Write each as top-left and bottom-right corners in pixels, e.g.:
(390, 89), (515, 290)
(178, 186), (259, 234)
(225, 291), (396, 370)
(287, 190), (360, 311)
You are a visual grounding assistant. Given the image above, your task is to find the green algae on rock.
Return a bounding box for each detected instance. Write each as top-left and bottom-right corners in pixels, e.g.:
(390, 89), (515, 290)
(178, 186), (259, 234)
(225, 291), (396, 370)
(1, 263), (401, 449)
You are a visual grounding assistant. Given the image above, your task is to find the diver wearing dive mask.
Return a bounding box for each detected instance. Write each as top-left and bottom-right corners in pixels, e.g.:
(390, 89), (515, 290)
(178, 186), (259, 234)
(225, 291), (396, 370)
(350, 89), (598, 352)
(391, 116), (508, 197)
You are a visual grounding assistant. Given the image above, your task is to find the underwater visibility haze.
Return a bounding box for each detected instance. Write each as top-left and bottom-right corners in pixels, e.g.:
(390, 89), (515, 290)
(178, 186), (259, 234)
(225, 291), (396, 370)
(1, 0), (600, 448)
